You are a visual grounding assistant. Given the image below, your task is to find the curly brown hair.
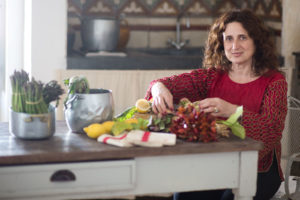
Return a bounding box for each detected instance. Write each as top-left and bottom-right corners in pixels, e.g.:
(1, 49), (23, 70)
(202, 9), (279, 75)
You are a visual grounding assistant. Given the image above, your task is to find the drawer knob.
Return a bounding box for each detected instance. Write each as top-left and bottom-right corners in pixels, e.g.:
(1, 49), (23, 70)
(50, 170), (76, 182)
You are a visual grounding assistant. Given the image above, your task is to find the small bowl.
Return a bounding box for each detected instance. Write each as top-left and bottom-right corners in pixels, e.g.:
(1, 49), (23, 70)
(9, 105), (56, 140)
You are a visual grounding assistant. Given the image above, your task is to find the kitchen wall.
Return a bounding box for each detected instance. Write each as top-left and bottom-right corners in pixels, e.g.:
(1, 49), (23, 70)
(282, 0), (300, 69)
(31, 0), (67, 83)
(68, 0), (282, 53)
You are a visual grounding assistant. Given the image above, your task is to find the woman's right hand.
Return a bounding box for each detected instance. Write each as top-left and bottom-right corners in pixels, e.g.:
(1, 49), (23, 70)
(151, 82), (174, 114)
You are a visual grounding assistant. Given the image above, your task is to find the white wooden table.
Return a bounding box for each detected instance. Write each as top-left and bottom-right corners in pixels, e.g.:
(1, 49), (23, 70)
(0, 121), (262, 200)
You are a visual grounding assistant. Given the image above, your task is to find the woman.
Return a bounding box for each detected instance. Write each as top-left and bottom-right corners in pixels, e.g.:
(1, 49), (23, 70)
(144, 9), (287, 200)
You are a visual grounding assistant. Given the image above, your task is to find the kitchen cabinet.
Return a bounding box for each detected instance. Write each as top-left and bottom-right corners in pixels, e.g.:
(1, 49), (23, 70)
(56, 69), (192, 120)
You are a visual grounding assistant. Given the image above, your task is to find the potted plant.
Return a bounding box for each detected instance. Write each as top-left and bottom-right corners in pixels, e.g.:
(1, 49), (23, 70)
(9, 70), (64, 139)
(63, 76), (114, 133)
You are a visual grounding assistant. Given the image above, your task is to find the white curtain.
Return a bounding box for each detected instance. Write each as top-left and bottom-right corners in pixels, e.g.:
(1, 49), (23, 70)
(0, 0), (6, 121)
(0, 0), (26, 122)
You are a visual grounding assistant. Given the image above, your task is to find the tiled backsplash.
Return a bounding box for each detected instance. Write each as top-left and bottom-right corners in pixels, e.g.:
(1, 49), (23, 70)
(68, 0), (282, 51)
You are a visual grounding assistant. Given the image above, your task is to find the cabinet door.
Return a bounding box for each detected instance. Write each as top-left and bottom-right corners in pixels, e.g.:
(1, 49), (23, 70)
(0, 159), (135, 199)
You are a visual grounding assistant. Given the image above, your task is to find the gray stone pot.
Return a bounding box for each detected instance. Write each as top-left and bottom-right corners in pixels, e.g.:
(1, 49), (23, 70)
(9, 105), (56, 140)
(64, 89), (114, 133)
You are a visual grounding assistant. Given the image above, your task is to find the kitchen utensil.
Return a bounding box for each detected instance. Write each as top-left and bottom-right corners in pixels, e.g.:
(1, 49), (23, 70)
(9, 105), (55, 139)
(117, 19), (130, 50)
(64, 89), (114, 133)
(81, 17), (120, 52)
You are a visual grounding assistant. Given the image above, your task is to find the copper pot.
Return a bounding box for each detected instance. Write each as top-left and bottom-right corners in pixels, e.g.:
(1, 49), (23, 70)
(117, 19), (130, 50)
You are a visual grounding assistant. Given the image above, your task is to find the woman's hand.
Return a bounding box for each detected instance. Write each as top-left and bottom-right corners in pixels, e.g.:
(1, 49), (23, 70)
(151, 82), (174, 114)
(198, 97), (238, 118)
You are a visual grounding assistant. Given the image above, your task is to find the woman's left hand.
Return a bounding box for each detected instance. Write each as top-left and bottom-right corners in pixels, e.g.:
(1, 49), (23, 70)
(198, 97), (239, 118)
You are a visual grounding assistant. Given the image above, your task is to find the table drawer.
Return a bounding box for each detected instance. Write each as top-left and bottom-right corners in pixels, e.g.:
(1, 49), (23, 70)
(0, 159), (136, 199)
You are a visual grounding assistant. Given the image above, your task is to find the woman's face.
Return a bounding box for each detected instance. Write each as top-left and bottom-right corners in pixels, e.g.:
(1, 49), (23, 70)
(223, 22), (255, 66)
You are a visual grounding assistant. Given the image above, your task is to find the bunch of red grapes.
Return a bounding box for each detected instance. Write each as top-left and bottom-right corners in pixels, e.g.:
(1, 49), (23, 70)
(170, 104), (218, 142)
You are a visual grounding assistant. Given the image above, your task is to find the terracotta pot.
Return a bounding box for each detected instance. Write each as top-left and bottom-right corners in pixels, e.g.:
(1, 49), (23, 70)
(117, 19), (130, 50)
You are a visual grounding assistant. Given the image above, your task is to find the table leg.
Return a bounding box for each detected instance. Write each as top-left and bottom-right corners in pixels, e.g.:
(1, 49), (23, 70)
(233, 151), (258, 200)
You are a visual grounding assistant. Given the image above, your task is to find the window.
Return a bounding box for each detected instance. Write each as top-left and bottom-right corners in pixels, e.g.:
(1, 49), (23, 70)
(0, 0), (5, 121)
(0, 0), (4, 92)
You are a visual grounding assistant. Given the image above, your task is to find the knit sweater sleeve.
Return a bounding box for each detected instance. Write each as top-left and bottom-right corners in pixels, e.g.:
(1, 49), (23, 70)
(144, 68), (217, 103)
(241, 78), (287, 158)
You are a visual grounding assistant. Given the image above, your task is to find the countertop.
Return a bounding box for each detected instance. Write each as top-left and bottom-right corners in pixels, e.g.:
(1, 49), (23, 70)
(0, 121), (262, 166)
(67, 48), (204, 70)
(67, 48), (284, 70)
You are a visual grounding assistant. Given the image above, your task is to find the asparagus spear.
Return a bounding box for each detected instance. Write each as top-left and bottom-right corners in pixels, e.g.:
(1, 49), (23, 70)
(10, 69), (64, 114)
(10, 70), (29, 112)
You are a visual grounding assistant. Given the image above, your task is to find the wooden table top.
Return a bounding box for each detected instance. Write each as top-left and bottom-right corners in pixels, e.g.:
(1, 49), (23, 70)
(0, 121), (263, 166)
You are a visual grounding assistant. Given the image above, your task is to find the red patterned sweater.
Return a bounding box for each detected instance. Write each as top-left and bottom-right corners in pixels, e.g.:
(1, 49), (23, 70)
(145, 68), (287, 180)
